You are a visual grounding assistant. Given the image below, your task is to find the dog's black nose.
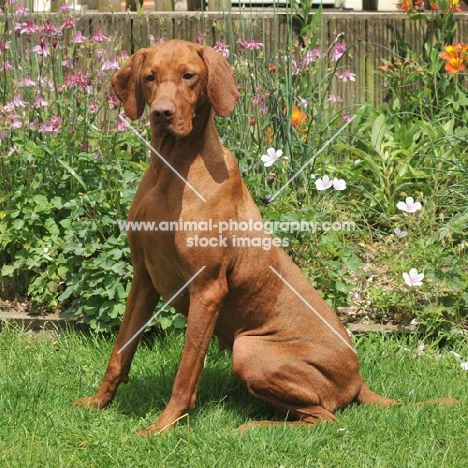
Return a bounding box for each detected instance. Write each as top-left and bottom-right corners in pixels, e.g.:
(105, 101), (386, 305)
(152, 102), (175, 120)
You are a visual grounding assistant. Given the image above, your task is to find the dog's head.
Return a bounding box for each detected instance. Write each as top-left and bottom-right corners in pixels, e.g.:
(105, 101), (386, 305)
(111, 39), (240, 138)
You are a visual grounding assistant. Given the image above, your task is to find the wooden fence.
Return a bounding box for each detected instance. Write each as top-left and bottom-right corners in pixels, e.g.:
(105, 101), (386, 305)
(39, 11), (468, 105)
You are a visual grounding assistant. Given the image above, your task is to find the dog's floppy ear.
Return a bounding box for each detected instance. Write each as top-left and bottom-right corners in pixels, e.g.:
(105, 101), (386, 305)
(111, 49), (147, 120)
(199, 46), (240, 117)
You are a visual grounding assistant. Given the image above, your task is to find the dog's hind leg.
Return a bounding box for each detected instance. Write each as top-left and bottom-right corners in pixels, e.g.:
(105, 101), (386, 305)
(232, 336), (362, 430)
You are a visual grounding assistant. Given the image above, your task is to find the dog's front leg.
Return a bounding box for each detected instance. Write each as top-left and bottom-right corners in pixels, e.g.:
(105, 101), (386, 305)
(74, 272), (160, 409)
(139, 280), (226, 436)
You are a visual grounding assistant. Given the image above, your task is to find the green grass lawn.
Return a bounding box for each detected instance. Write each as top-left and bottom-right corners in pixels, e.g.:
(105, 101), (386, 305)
(0, 325), (467, 468)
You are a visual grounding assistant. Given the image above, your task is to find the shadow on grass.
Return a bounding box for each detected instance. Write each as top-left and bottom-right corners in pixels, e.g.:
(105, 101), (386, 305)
(108, 341), (281, 425)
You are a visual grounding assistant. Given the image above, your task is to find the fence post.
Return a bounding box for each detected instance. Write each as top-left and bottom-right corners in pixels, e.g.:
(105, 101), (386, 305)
(208, 0), (230, 10)
(155, 0), (174, 9)
(187, 0), (204, 9)
(362, 0), (378, 10)
(98, 0), (122, 11)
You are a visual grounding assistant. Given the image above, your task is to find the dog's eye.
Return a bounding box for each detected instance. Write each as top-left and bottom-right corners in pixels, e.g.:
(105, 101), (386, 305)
(144, 75), (155, 82)
(183, 73), (195, 80)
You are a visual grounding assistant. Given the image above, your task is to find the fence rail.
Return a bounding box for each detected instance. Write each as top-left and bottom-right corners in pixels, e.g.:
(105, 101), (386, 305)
(20, 11), (468, 105)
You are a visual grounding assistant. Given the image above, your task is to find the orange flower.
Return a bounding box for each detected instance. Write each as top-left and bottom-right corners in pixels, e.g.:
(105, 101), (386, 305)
(449, 0), (462, 11)
(268, 63), (276, 73)
(262, 126), (274, 144)
(444, 58), (466, 74)
(440, 43), (468, 75)
(397, 0), (412, 11)
(397, 0), (423, 11)
(288, 106), (307, 129)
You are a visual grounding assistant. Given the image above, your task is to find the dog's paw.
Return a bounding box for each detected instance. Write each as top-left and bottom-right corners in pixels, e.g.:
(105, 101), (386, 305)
(138, 424), (163, 437)
(73, 396), (105, 409)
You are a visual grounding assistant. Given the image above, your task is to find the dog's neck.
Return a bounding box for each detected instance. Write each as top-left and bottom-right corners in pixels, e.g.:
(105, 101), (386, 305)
(149, 103), (224, 171)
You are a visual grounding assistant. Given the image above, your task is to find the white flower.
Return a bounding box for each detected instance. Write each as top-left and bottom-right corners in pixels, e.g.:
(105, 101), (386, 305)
(416, 344), (425, 356)
(315, 175), (333, 190)
(403, 268), (424, 287)
(394, 227), (408, 238)
(461, 362), (468, 371)
(332, 178), (346, 191)
(397, 196), (422, 213)
(261, 147), (283, 167)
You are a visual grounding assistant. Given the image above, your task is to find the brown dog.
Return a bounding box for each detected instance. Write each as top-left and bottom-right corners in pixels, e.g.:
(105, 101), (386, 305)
(74, 39), (454, 434)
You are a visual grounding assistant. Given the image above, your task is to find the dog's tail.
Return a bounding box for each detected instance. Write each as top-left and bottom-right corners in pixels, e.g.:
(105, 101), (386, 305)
(355, 383), (397, 407)
(355, 383), (458, 407)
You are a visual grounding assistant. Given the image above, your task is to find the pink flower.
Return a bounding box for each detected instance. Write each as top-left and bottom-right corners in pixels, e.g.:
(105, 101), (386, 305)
(90, 101), (98, 113)
(89, 29), (108, 43)
(41, 21), (59, 36)
(341, 112), (352, 123)
(16, 5), (29, 14)
(403, 268), (424, 287)
(213, 40), (230, 59)
(336, 69), (356, 82)
(332, 42), (347, 61)
(94, 49), (105, 61)
(33, 93), (49, 108)
(29, 119), (39, 131)
(290, 59), (299, 76)
(239, 39), (264, 50)
(327, 93), (343, 103)
(65, 70), (88, 88)
(20, 20), (39, 35)
(40, 121), (55, 133)
(315, 175), (333, 190)
(301, 48), (323, 68)
(13, 94), (25, 107)
(60, 3), (74, 12)
(101, 58), (120, 71)
(0, 60), (14, 72)
(18, 76), (37, 87)
(3, 102), (15, 114)
(72, 30), (86, 43)
(40, 116), (62, 133)
(32, 42), (50, 57)
(116, 118), (127, 132)
(10, 116), (22, 129)
(397, 196), (422, 213)
(0, 41), (11, 52)
(60, 16), (76, 30)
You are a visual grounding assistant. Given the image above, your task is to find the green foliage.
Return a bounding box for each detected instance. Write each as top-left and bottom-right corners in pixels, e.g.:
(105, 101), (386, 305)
(0, 4), (466, 336)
